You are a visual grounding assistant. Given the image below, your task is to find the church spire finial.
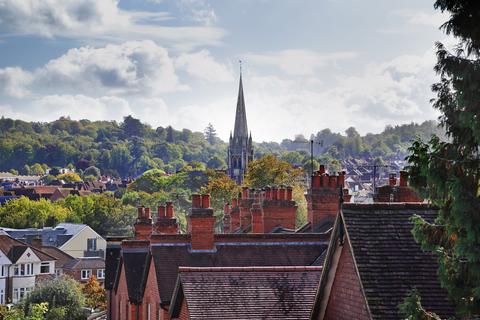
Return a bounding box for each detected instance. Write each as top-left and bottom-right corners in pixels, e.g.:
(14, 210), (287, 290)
(239, 59), (242, 77)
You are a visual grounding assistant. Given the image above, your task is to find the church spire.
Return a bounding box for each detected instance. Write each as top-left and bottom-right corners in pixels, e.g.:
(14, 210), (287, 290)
(233, 61), (248, 138)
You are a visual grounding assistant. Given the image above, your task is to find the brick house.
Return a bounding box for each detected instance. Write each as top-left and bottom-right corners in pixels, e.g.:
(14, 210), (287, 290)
(169, 266), (322, 320)
(310, 203), (455, 320)
(106, 195), (330, 320)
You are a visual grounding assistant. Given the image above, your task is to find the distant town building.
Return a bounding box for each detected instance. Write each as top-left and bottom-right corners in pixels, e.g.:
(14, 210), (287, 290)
(227, 71), (253, 184)
(3, 223), (106, 259)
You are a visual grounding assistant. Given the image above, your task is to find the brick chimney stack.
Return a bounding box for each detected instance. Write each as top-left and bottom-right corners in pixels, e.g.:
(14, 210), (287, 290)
(373, 170), (423, 203)
(261, 185), (297, 232)
(251, 194), (264, 233)
(223, 203), (231, 233)
(153, 202), (178, 234)
(188, 194), (216, 251)
(305, 167), (350, 232)
(230, 197), (240, 232)
(134, 206), (153, 240)
(239, 188), (254, 230)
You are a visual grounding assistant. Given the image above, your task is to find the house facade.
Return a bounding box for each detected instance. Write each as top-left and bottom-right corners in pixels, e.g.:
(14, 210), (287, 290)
(0, 234), (56, 305)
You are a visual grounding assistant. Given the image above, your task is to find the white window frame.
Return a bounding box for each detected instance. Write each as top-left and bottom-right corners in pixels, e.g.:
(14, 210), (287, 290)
(81, 269), (91, 280)
(13, 263), (33, 276)
(96, 269), (105, 279)
(0, 265), (7, 277)
(40, 262), (50, 274)
(0, 289), (4, 304)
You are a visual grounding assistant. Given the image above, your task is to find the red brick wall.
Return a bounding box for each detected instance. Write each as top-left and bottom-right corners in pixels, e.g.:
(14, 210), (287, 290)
(262, 203), (296, 232)
(324, 241), (370, 320)
(307, 189), (339, 228)
(178, 298), (189, 320)
(113, 264), (128, 320)
(188, 214), (216, 250)
(142, 260), (160, 320)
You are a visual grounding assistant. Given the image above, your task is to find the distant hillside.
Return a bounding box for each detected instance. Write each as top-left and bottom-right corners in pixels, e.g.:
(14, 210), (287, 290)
(0, 116), (444, 177)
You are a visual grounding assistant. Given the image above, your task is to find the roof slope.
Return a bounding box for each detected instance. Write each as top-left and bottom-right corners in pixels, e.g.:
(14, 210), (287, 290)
(152, 240), (327, 303)
(0, 235), (56, 262)
(342, 203), (455, 319)
(123, 248), (151, 304)
(171, 266), (322, 320)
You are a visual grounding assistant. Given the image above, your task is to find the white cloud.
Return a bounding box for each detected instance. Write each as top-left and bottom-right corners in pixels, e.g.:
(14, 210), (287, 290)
(245, 50), (358, 76)
(0, 0), (225, 49)
(35, 40), (183, 95)
(405, 11), (448, 28)
(177, 0), (217, 26)
(0, 67), (32, 98)
(175, 50), (233, 82)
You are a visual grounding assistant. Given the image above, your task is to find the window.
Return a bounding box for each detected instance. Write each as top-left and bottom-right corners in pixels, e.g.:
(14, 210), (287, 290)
(81, 269), (91, 280)
(147, 303), (151, 320)
(13, 263), (33, 276)
(0, 289), (4, 304)
(40, 262), (50, 274)
(1, 265), (7, 277)
(12, 287), (32, 303)
(55, 269), (62, 277)
(87, 238), (97, 252)
(96, 269), (105, 279)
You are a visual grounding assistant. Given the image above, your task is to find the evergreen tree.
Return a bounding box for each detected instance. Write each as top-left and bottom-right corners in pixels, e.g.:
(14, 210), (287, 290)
(406, 1), (480, 317)
(204, 123), (217, 145)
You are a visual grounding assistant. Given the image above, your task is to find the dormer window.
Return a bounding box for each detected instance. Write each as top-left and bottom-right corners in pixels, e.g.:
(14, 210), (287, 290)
(40, 262), (50, 274)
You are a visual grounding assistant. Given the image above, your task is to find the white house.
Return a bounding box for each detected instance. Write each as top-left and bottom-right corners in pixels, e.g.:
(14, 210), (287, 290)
(0, 233), (55, 304)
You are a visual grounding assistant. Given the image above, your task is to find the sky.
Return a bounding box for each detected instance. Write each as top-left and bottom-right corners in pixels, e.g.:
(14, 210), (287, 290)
(0, 0), (450, 142)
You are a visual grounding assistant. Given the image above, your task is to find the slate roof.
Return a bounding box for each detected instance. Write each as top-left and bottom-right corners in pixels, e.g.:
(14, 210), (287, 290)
(342, 203), (455, 319)
(170, 266), (322, 320)
(4, 223), (87, 247)
(122, 247), (151, 304)
(105, 241), (123, 290)
(151, 238), (328, 303)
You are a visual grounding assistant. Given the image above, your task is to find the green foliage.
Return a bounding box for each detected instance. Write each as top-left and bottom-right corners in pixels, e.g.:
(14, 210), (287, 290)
(405, 1), (480, 317)
(23, 276), (85, 320)
(0, 116), (443, 178)
(399, 289), (441, 320)
(244, 155), (303, 189)
(0, 302), (49, 320)
(0, 197), (68, 228)
(83, 166), (101, 178)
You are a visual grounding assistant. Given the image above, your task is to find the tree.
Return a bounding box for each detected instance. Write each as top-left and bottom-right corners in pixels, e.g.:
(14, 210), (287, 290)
(244, 155), (303, 189)
(1, 302), (48, 320)
(83, 166), (101, 179)
(206, 156), (226, 169)
(399, 289), (441, 320)
(82, 276), (106, 310)
(201, 171), (240, 213)
(122, 115), (145, 137)
(56, 172), (82, 183)
(405, 1), (480, 317)
(0, 197), (69, 228)
(204, 123), (217, 145)
(23, 276), (85, 320)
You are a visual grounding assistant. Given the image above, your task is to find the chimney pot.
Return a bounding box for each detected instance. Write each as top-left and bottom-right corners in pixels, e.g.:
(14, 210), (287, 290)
(137, 206), (145, 219)
(232, 198), (238, 207)
(166, 201), (174, 218)
(278, 187), (286, 201)
(389, 173), (397, 186)
(319, 165), (326, 175)
(399, 171), (408, 187)
(265, 187), (272, 199)
(286, 187), (293, 201)
(242, 187), (249, 199)
(272, 187), (278, 200)
(201, 194), (211, 208)
(157, 205), (166, 218)
(144, 207), (151, 219)
(192, 194), (202, 208)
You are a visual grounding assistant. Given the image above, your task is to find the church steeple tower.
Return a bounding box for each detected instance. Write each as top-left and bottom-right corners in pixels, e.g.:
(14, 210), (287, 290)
(228, 62), (253, 184)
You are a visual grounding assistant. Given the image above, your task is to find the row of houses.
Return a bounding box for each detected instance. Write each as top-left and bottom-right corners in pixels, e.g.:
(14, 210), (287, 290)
(0, 223), (106, 306)
(105, 166), (454, 320)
